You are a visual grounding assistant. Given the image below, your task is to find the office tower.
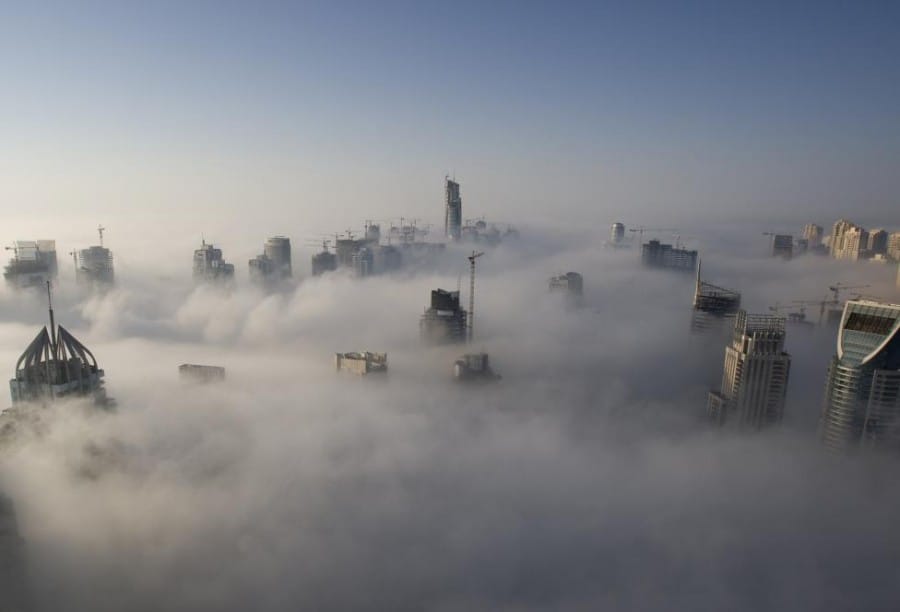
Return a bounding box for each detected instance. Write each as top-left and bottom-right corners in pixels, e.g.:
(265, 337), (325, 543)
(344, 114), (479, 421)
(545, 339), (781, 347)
(641, 240), (698, 271)
(820, 299), (900, 452)
(867, 229), (888, 255)
(445, 177), (462, 241)
(771, 234), (794, 259)
(9, 285), (108, 406)
(263, 236), (292, 279)
(707, 311), (791, 429)
(691, 260), (741, 334)
(610, 222), (625, 245)
(3, 240), (58, 289)
(549, 272), (584, 307)
(193, 240), (235, 283)
(248, 253), (275, 285)
(420, 289), (467, 344)
(887, 232), (900, 261)
(802, 223), (824, 248)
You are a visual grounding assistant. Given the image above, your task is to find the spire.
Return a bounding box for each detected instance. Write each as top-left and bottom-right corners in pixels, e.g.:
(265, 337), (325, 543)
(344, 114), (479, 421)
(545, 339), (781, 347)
(46, 281), (58, 358)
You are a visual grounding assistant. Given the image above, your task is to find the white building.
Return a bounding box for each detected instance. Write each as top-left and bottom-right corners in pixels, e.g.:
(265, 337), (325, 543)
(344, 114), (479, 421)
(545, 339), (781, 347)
(707, 311), (791, 429)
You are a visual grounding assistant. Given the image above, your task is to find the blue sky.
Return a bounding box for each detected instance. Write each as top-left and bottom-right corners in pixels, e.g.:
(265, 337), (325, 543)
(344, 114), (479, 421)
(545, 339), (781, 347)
(1, 1), (898, 240)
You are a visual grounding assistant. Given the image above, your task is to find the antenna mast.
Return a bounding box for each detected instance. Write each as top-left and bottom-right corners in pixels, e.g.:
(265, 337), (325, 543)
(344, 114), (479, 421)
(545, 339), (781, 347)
(98, 225), (105, 247)
(467, 250), (484, 342)
(46, 281), (58, 358)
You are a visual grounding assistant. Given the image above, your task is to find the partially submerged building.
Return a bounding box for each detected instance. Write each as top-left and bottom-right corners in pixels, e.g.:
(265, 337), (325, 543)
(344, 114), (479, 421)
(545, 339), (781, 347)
(691, 261), (741, 334)
(74, 227), (114, 289)
(311, 242), (338, 276)
(549, 272), (584, 299)
(707, 311), (791, 430)
(193, 240), (234, 284)
(420, 289), (467, 344)
(335, 352), (388, 375)
(178, 364), (226, 384)
(820, 299), (900, 453)
(453, 352), (500, 382)
(0, 493), (33, 612)
(641, 240), (697, 271)
(445, 177), (462, 241)
(4, 240), (58, 290)
(9, 285), (108, 407)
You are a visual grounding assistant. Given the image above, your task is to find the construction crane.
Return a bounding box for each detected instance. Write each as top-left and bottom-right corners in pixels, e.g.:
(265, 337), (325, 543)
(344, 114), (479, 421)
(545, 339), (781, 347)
(628, 227), (678, 247)
(467, 251), (484, 342)
(828, 283), (870, 303)
(97, 225), (105, 247)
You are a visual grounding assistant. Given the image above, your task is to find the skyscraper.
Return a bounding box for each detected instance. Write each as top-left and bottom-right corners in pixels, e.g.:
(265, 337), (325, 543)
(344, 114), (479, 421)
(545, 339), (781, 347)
(771, 234), (793, 259)
(610, 222), (625, 245)
(867, 229), (888, 255)
(193, 240), (235, 284)
(420, 289), (467, 344)
(802, 223), (824, 248)
(820, 299), (900, 453)
(707, 311), (791, 429)
(263, 236), (292, 279)
(444, 177), (462, 241)
(835, 226), (869, 260)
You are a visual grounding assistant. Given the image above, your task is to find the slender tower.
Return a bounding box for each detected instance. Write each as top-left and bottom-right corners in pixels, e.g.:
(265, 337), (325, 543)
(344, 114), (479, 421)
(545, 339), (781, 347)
(467, 251), (483, 342)
(445, 176), (462, 241)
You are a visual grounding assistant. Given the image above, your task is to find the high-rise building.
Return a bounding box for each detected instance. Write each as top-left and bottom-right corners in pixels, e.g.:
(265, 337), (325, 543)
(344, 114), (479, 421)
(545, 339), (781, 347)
(263, 236), (292, 279)
(835, 226), (869, 260)
(311, 242), (337, 276)
(707, 311), (791, 429)
(610, 222), (625, 245)
(0, 493), (33, 612)
(352, 247), (373, 278)
(193, 240), (235, 284)
(691, 260), (741, 334)
(641, 240), (698, 271)
(802, 223), (824, 248)
(420, 289), (467, 344)
(76, 246), (114, 288)
(3, 240), (58, 290)
(820, 299), (900, 453)
(771, 234), (794, 259)
(887, 232), (900, 261)
(248, 253), (275, 285)
(445, 177), (462, 241)
(867, 229), (888, 255)
(9, 285), (108, 407)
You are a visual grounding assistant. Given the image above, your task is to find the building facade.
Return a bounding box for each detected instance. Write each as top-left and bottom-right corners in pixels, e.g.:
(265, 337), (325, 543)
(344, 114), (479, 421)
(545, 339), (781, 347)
(445, 177), (462, 241)
(820, 300), (900, 453)
(707, 311), (791, 429)
(193, 241), (235, 284)
(802, 223), (824, 248)
(420, 289), (467, 344)
(641, 240), (698, 271)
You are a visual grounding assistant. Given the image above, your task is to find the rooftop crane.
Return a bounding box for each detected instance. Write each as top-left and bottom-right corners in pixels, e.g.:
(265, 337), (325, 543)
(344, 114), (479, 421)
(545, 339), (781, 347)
(467, 251), (484, 342)
(628, 227), (678, 247)
(828, 283), (870, 303)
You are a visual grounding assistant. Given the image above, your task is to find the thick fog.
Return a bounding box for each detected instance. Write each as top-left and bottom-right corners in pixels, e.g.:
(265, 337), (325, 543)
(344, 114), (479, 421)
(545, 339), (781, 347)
(1, 226), (900, 611)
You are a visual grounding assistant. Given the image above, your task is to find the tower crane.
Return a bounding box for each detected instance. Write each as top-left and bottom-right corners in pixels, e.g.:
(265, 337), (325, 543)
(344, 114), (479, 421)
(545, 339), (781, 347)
(628, 227), (678, 247)
(828, 283), (870, 303)
(467, 251), (484, 342)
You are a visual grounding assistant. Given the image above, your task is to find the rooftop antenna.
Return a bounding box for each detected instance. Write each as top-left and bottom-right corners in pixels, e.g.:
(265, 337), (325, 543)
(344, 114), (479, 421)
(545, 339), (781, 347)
(69, 250), (79, 279)
(46, 281), (58, 358)
(98, 225), (105, 247)
(467, 250), (484, 342)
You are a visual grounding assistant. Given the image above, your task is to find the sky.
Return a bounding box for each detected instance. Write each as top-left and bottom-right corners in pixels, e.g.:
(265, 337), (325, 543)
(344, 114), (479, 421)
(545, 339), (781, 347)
(1, 0), (899, 247)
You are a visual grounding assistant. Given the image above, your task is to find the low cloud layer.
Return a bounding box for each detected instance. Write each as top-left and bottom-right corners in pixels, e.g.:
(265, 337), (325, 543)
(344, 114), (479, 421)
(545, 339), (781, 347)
(1, 227), (899, 611)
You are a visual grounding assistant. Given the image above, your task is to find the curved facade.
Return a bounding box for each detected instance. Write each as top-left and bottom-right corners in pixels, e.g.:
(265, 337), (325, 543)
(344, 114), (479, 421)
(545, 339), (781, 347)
(820, 300), (900, 452)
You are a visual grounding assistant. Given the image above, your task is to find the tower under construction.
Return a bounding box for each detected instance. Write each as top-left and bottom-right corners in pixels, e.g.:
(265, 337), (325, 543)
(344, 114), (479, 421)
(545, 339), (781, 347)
(420, 289), (467, 344)
(4, 240), (58, 290)
(74, 226), (114, 289)
(691, 260), (741, 334)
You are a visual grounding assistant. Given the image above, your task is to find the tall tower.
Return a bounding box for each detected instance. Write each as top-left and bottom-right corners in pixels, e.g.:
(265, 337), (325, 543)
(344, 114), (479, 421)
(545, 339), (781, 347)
(263, 236), (292, 279)
(707, 311), (791, 429)
(445, 176), (462, 241)
(820, 299), (900, 453)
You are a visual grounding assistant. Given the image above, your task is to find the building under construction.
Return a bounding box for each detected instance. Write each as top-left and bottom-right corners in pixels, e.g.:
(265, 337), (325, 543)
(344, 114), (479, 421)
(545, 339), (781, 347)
(691, 261), (741, 334)
(445, 177), (462, 241)
(420, 289), (467, 344)
(9, 284), (108, 407)
(4, 240), (58, 290)
(74, 227), (114, 289)
(311, 241), (338, 276)
(641, 240), (698, 271)
(335, 352), (388, 375)
(193, 240), (234, 284)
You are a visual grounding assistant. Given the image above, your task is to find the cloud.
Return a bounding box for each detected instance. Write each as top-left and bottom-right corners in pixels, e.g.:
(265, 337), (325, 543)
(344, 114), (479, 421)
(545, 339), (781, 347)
(1, 226), (899, 611)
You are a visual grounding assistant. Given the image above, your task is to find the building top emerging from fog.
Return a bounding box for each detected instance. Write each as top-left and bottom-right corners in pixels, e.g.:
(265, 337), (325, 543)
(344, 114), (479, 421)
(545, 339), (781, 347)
(641, 240), (697, 271)
(820, 299), (900, 453)
(9, 286), (107, 406)
(421, 289), (467, 344)
(445, 177), (462, 242)
(4, 240), (58, 290)
(692, 261), (741, 334)
(193, 240), (235, 284)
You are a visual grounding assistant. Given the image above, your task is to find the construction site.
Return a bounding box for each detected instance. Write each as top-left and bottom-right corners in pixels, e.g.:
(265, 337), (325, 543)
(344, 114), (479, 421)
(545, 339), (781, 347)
(73, 226), (114, 289)
(3, 240), (58, 290)
(335, 352), (388, 376)
(691, 261), (741, 334)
